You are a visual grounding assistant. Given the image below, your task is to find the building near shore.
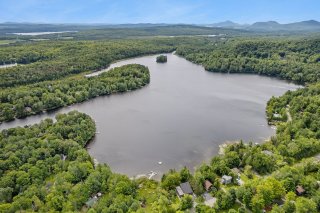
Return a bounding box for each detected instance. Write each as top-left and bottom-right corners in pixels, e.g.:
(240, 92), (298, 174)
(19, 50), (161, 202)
(204, 180), (213, 191)
(221, 175), (232, 185)
(176, 182), (193, 198)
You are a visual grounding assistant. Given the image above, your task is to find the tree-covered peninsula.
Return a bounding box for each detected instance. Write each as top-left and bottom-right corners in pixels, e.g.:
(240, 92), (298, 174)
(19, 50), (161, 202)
(0, 39), (175, 88)
(0, 64), (150, 122)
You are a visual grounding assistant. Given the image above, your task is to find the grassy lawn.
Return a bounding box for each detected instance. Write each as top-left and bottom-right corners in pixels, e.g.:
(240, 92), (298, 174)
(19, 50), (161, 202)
(218, 202), (242, 213)
(136, 178), (183, 212)
(240, 173), (260, 183)
(136, 178), (167, 212)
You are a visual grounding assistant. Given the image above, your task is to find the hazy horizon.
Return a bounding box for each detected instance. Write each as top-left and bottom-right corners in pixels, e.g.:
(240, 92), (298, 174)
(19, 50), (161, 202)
(1, 0), (319, 25)
(1, 19), (319, 26)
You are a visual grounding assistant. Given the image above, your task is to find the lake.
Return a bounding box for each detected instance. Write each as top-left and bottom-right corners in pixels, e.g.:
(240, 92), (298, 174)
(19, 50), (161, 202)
(8, 31), (77, 36)
(0, 53), (300, 178)
(0, 63), (17, 69)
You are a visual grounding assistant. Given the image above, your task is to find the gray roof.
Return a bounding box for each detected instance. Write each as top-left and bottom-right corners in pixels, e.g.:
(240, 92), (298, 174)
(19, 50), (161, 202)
(203, 192), (213, 201)
(176, 186), (184, 196)
(222, 175), (232, 181)
(231, 168), (240, 174)
(85, 197), (98, 207)
(180, 182), (193, 195)
(262, 150), (273, 156)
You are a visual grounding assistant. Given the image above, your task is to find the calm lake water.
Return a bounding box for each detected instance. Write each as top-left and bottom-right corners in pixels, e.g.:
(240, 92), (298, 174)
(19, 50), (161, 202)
(0, 63), (17, 69)
(0, 53), (300, 177)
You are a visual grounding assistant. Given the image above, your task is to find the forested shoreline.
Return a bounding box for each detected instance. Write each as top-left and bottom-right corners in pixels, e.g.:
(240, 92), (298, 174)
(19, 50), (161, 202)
(0, 111), (145, 212)
(0, 39), (176, 88)
(0, 37), (213, 122)
(173, 37), (320, 212)
(176, 37), (320, 84)
(0, 36), (320, 212)
(0, 64), (150, 122)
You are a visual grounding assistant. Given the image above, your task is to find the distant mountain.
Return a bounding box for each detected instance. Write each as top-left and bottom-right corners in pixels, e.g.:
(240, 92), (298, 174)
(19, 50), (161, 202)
(204, 20), (320, 32)
(249, 21), (280, 30)
(248, 20), (320, 32)
(284, 20), (320, 31)
(1, 20), (319, 36)
(205, 21), (242, 28)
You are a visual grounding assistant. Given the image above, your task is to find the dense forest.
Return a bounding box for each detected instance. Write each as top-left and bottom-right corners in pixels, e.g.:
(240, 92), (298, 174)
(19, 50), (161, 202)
(0, 24), (245, 40)
(0, 64), (150, 122)
(0, 35), (320, 212)
(176, 37), (320, 84)
(0, 39), (176, 88)
(0, 111), (146, 212)
(0, 37), (219, 88)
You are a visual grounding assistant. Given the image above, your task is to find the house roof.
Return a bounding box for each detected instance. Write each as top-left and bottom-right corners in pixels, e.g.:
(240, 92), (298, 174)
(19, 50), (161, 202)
(203, 192), (213, 201)
(204, 198), (216, 208)
(180, 182), (193, 194)
(204, 180), (213, 191)
(176, 186), (184, 196)
(274, 199), (285, 206)
(296, 185), (305, 194)
(222, 175), (232, 181)
(85, 197), (98, 207)
(262, 150), (273, 156)
(231, 168), (241, 174)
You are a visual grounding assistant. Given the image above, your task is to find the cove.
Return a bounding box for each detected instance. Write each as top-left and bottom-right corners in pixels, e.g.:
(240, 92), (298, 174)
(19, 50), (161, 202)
(0, 53), (300, 177)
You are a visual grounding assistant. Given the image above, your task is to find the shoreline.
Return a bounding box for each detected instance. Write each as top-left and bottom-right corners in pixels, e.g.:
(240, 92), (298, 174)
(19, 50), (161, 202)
(1, 53), (298, 179)
(85, 50), (175, 77)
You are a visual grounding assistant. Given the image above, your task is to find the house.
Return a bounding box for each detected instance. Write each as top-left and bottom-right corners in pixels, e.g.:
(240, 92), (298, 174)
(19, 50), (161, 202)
(263, 199), (284, 212)
(262, 150), (273, 156)
(274, 199), (285, 206)
(236, 176), (244, 186)
(203, 192), (216, 207)
(221, 175), (232, 185)
(204, 180), (213, 191)
(176, 186), (184, 198)
(85, 196), (98, 208)
(295, 185), (305, 196)
(180, 182), (193, 195)
(25, 107), (32, 112)
(231, 167), (241, 175)
(176, 182), (193, 198)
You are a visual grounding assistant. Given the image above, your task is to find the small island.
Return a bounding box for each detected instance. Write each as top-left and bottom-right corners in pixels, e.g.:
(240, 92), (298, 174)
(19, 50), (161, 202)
(156, 55), (167, 63)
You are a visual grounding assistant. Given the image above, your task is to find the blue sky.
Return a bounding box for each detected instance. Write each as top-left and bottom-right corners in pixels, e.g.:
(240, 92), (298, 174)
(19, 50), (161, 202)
(0, 0), (319, 24)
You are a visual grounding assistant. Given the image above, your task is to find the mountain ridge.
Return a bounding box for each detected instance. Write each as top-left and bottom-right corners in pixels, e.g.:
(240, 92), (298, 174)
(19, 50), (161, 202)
(206, 19), (320, 32)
